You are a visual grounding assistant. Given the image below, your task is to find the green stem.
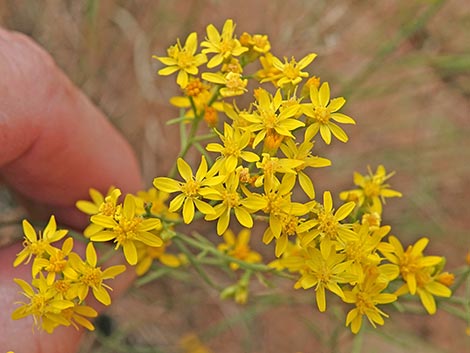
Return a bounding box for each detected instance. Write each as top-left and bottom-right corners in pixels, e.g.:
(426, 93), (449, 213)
(172, 236), (221, 289)
(174, 231), (295, 278)
(351, 326), (364, 353)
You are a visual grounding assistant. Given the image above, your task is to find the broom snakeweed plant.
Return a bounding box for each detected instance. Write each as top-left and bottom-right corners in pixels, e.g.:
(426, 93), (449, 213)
(11, 19), (468, 341)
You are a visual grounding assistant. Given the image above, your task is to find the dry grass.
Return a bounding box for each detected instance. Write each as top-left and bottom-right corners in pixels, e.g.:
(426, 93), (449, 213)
(1, 0), (469, 352)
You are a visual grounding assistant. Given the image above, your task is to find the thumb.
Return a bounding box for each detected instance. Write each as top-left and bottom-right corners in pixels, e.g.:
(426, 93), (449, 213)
(0, 28), (142, 352)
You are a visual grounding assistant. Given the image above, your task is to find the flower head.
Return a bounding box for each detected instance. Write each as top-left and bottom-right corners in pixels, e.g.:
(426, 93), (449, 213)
(302, 82), (355, 144)
(340, 165), (402, 214)
(295, 245), (355, 312)
(207, 123), (259, 174)
(68, 243), (126, 305)
(153, 156), (225, 224)
(380, 236), (451, 314)
(241, 88), (304, 149)
(201, 19), (248, 68)
(202, 71), (248, 97)
(154, 32), (207, 88)
(264, 53), (317, 88)
(302, 191), (356, 249)
(90, 194), (163, 265)
(343, 274), (397, 333)
(218, 229), (262, 270)
(205, 171), (266, 235)
(12, 275), (74, 333)
(14, 216), (68, 267)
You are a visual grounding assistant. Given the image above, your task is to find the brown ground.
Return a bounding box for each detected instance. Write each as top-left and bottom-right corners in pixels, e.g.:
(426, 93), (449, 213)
(1, 1), (469, 352)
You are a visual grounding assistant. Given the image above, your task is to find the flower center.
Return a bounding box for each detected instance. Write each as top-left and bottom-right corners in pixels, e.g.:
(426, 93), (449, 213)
(317, 263), (332, 283)
(99, 199), (116, 217)
(82, 267), (103, 288)
(220, 40), (235, 57)
(344, 241), (364, 263)
(27, 239), (48, 256)
(283, 215), (299, 237)
(222, 190), (240, 208)
(260, 109), (277, 129)
(31, 294), (47, 315)
(114, 216), (142, 243)
(399, 250), (420, 277)
(263, 193), (283, 217)
(223, 139), (240, 157)
(283, 60), (300, 79)
(54, 280), (71, 295)
(182, 180), (201, 197)
(185, 79), (206, 97)
(46, 252), (67, 273)
(317, 210), (337, 240)
(363, 181), (381, 198)
(177, 51), (195, 69)
(355, 292), (374, 313)
(314, 106), (330, 124)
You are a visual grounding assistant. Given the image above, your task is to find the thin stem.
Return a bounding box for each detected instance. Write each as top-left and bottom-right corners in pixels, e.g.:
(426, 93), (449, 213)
(351, 326), (364, 353)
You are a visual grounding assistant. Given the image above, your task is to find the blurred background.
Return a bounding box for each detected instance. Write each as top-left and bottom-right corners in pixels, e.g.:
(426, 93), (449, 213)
(1, 0), (469, 352)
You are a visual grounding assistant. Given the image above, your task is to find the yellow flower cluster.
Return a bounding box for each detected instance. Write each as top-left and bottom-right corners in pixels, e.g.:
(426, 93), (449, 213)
(12, 216), (125, 333)
(12, 188), (186, 332)
(152, 19), (452, 333)
(11, 19), (454, 337)
(77, 187), (184, 272)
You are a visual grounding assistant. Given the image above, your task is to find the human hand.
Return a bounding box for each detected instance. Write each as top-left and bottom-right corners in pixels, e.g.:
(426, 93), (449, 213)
(0, 28), (142, 352)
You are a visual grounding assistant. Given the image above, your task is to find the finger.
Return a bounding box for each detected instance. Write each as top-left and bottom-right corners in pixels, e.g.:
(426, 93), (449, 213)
(0, 28), (143, 229)
(0, 28), (142, 352)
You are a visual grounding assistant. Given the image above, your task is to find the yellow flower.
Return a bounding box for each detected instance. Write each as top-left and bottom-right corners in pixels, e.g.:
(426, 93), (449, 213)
(265, 53), (317, 88)
(343, 274), (397, 333)
(302, 82), (355, 144)
(280, 136), (331, 199)
(255, 53), (282, 85)
(68, 243), (126, 305)
(380, 236), (451, 314)
(153, 32), (207, 88)
(302, 191), (356, 249)
(153, 156), (225, 224)
(218, 229), (262, 270)
(11, 275), (74, 333)
(90, 195), (163, 265)
(76, 187), (122, 237)
(202, 71), (248, 97)
(240, 32), (271, 54)
(201, 19), (248, 68)
(340, 165), (402, 214)
(60, 303), (98, 331)
(207, 123), (259, 174)
(32, 237), (75, 285)
(268, 240), (310, 273)
(260, 178), (310, 249)
(241, 88), (304, 149)
(76, 186), (120, 217)
(274, 213), (317, 257)
(379, 236), (442, 295)
(295, 244), (355, 312)
(205, 171), (267, 235)
(340, 224), (385, 283)
(255, 153), (304, 190)
(14, 216), (68, 267)
(301, 75), (321, 98)
(136, 187), (180, 221)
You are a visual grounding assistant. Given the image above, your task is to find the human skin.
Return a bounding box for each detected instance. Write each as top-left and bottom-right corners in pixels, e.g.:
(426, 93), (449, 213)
(0, 28), (143, 352)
